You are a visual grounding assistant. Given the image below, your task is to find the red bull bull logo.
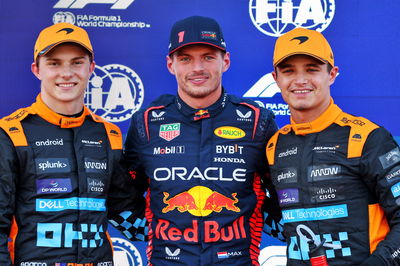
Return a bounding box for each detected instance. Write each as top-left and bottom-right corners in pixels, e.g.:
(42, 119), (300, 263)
(162, 186), (240, 216)
(194, 109), (210, 121)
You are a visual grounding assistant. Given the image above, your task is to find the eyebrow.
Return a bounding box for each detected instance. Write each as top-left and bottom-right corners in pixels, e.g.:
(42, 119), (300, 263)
(44, 56), (87, 61)
(278, 63), (322, 69)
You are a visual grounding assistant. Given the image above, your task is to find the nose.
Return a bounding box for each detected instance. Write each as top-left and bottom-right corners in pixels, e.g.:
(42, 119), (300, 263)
(293, 72), (308, 85)
(60, 64), (73, 79)
(192, 58), (205, 72)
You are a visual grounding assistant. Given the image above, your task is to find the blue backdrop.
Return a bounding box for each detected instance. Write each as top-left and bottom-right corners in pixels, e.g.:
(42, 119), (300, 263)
(1, 1), (399, 265)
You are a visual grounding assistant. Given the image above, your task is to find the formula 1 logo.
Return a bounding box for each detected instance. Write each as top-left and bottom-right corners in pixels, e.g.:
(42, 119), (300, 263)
(54, 0), (135, 9)
(85, 64), (144, 122)
(249, 0), (335, 37)
(243, 72), (280, 98)
(111, 237), (143, 265)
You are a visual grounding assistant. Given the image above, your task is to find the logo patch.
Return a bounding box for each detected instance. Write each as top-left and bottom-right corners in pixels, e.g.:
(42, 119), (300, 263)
(36, 197), (106, 212)
(275, 168), (298, 183)
(214, 126), (245, 139)
(310, 186), (344, 203)
(159, 123), (181, 141)
(386, 166), (400, 183)
(278, 188), (299, 205)
(88, 178), (105, 194)
(391, 182), (400, 198)
(379, 147), (400, 169)
(36, 158), (70, 173)
(282, 204), (348, 223)
(37, 178), (72, 194)
(307, 165), (341, 182)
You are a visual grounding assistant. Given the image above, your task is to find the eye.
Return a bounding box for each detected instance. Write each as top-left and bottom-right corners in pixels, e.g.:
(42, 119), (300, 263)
(178, 56), (190, 62)
(204, 55), (215, 61)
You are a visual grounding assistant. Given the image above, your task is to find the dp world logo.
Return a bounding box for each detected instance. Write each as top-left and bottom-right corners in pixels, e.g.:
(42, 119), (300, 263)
(249, 0), (335, 37)
(85, 64), (144, 122)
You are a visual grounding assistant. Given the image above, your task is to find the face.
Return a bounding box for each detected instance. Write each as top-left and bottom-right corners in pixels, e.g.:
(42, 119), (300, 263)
(167, 45), (230, 104)
(273, 55), (338, 121)
(31, 43), (95, 114)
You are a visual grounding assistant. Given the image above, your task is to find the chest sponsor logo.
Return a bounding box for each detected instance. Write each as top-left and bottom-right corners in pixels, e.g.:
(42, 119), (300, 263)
(276, 168), (298, 183)
(20, 262), (47, 266)
(88, 178), (105, 194)
(153, 146), (185, 155)
(278, 188), (299, 205)
(162, 186), (240, 217)
(379, 147), (400, 169)
(36, 158), (70, 173)
(84, 158), (107, 173)
(81, 139), (103, 147)
(282, 204), (348, 223)
(155, 216), (246, 243)
(154, 167), (246, 182)
(312, 145), (339, 153)
(391, 182), (400, 198)
(307, 165), (341, 182)
(236, 109), (252, 122)
(35, 138), (64, 147)
(151, 110), (165, 122)
(215, 144), (243, 154)
(159, 123), (180, 141)
(36, 197), (106, 212)
(386, 166), (400, 183)
(214, 126), (245, 139)
(213, 157), (245, 164)
(37, 222), (106, 249)
(278, 147), (297, 158)
(310, 186), (345, 203)
(36, 178), (72, 194)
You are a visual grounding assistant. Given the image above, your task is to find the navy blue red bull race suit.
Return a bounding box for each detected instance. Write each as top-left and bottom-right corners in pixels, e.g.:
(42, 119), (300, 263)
(123, 91), (283, 265)
(0, 95), (145, 266)
(266, 100), (400, 265)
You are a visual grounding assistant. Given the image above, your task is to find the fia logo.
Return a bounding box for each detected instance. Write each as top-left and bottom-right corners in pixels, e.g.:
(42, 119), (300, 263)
(54, 0), (135, 9)
(85, 64), (144, 122)
(249, 0), (335, 37)
(111, 237), (143, 265)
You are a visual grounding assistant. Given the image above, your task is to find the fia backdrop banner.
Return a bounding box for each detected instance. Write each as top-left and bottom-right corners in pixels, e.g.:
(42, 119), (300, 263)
(1, 0), (399, 265)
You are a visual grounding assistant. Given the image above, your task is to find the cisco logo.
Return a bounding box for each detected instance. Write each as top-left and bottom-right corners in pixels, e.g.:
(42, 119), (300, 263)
(85, 64), (144, 122)
(249, 0), (335, 37)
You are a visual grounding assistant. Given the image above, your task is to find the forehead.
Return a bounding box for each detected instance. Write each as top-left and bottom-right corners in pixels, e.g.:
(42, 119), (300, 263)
(277, 54), (325, 68)
(174, 44), (222, 56)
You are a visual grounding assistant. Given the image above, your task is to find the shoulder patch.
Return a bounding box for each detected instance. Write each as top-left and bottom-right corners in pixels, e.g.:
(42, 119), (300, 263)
(266, 131), (280, 165)
(0, 107), (33, 146)
(335, 112), (379, 158)
(88, 111), (122, 150)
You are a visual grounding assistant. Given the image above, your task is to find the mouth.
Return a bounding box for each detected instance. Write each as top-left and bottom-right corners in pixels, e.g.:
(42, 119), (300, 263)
(291, 88), (312, 94)
(188, 74), (209, 85)
(57, 82), (77, 89)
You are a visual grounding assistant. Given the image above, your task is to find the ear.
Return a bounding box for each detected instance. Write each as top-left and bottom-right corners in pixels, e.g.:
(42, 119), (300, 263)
(222, 52), (231, 73)
(89, 61), (96, 73)
(272, 69), (277, 81)
(329, 66), (339, 86)
(31, 62), (41, 80)
(166, 55), (175, 75)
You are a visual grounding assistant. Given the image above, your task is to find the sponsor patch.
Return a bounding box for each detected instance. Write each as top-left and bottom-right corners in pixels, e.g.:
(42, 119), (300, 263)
(379, 147), (400, 169)
(88, 178), (105, 194)
(282, 204), (348, 223)
(36, 178), (72, 194)
(214, 126), (245, 139)
(36, 158), (70, 173)
(275, 168), (298, 183)
(307, 164), (341, 182)
(310, 186), (345, 203)
(391, 182), (400, 198)
(278, 147), (297, 158)
(385, 166), (400, 183)
(159, 123), (180, 141)
(36, 197), (106, 212)
(84, 158), (107, 173)
(277, 188), (299, 205)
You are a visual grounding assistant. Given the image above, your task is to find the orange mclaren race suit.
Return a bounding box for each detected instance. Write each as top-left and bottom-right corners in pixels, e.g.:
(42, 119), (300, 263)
(123, 92), (284, 265)
(266, 100), (400, 265)
(0, 95), (146, 266)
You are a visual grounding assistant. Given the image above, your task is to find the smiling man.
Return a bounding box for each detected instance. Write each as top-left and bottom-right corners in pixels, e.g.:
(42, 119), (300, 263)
(123, 16), (283, 265)
(0, 23), (145, 265)
(267, 28), (400, 265)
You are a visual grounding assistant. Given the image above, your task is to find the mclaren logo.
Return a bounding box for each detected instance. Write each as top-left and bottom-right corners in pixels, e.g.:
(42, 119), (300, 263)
(291, 36), (309, 44)
(57, 28), (74, 34)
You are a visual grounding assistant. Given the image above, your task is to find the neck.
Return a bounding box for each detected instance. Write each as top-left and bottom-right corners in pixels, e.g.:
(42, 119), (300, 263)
(40, 94), (85, 116)
(290, 100), (331, 124)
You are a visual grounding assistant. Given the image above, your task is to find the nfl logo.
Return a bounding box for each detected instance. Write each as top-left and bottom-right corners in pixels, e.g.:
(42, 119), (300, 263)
(159, 123), (180, 141)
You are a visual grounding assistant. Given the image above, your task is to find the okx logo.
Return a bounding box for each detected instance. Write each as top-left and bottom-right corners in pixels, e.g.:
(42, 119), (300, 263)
(85, 64), (144, 122)
(54, 0), (135, 9)
(249, 0), (335, 37)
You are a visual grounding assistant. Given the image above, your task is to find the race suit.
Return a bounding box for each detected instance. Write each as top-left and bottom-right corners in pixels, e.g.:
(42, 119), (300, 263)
(266, 99), (400, 265)
(0, 95), (145, 266)
(123, 91), (283, 265)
